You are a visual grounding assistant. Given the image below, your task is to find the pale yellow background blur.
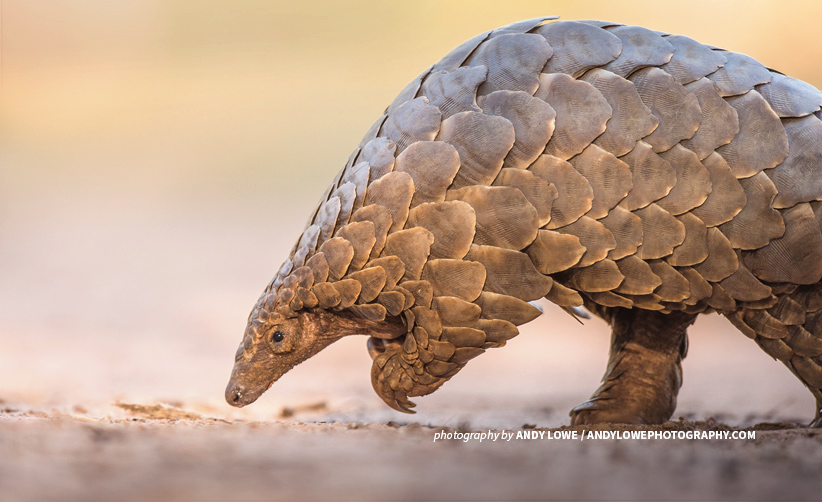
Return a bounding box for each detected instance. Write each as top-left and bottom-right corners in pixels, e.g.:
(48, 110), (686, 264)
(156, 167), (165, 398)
(3, 0), (822, 425)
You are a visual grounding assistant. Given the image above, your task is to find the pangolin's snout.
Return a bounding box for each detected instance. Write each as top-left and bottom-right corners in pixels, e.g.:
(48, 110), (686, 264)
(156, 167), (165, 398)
(225, 380), (263, 408)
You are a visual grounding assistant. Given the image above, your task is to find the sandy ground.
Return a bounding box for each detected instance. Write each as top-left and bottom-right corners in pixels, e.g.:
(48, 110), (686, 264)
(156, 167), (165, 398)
(2, 409), (821, 501)
(2, 312), (822, 501)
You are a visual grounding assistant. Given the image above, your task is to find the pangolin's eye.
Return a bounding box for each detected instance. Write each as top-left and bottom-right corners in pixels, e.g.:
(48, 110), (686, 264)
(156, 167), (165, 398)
(271, 330), (285, 343)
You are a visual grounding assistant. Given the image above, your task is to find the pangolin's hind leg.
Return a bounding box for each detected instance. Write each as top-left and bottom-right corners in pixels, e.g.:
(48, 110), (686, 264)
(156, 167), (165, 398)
(725, 284), (822, 427)
(570, 306), (697, 426)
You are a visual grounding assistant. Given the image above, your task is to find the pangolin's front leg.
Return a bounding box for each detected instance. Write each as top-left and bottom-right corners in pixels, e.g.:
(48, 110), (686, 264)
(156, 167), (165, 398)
(571, 307), (697, 425)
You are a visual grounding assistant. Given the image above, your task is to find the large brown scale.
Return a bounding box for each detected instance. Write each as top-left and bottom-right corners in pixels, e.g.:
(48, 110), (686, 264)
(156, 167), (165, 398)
(225, 17), (822, 426)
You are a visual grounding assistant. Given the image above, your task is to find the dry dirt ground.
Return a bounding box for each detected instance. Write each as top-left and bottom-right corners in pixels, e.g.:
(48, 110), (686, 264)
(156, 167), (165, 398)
(2, 408), (821, 501)
(3, 312), (822, 501)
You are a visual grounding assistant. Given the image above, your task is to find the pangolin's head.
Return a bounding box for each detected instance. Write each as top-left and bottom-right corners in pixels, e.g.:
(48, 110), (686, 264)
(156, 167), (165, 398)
(225, 291), (337, 407)
(224, 282), (413, 408)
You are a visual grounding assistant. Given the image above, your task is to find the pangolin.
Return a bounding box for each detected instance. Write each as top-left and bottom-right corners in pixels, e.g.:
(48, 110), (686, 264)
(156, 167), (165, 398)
(225, 17), (822, 427)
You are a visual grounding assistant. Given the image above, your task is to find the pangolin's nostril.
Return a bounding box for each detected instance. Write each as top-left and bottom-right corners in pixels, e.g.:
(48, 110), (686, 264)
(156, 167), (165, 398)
(225, 384), (245, 407)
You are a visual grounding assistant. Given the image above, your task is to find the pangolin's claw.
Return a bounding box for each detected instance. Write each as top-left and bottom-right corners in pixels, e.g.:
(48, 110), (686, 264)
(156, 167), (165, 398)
(569, 399), (612, 425)
(394, 396), (417, 414)
(570, 399), (606, 414)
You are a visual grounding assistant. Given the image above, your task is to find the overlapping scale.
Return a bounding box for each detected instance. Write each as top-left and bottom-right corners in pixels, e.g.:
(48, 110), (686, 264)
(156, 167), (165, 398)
(715, 91), (789, 178)
(447, 185), (539, 250)
(717, 172), (784, 250)
(305, 252), (329, 284)
(385, 68), (432, 116)
(742, 203), (822, 285)
(340, 161), (370, 212)
(526, 229), (586, 275)
(346, 267), (387, 304)
(707, 51), (773, 97)
(678, 267), (713, 306)
(406, 201), (476, 260)
(440, 111), (516, 189)
(394, 141), (461, 207)
(465, 244), (554, 301)
(544, 281), (583, 307)
(618, 141), (676, 211)
(365, 256), (405, 291)
(419, 66), (487, 119)
(705, 283), (736, 311)
(655, 146), (712, 215)
(432, 296), (482, 327)
(481, 90), (556, 169)
(466, 33), (554, 96)
(492, 168), (558, 227)
(360, 137), (396, 180)
(666, 213), (709, 267)
(680, 78), (740, 160)
(587, 291), (632, 308)
(691, 227), (738, 282)
(364, 171), (415, 233)
(581, 69), (658, 157)
(351, 204), (392, 259)
(767, 115), (822, 208)
(648, 260), (691, 302)
(380, 97), (442, 153)
(660, 35), (727, 84)
(554, 216), (616, 267)
(614, 255), (662, 295)
(473, 291), (543, 325)
(719, 257), (772, 302)
(382, 227), (434, 281)
(356, 114), (388, 150)
(420, 259), (486, 302)
(314, 196), (341, 242)
(634, 203), (686, 260)
(569, 144), (633, 219)
(690, 153), (746, 227)
(601, 25), (675, 77)
(565, 259), (624, 292)
(335, 221), (376, 272)
(529, 154), (594, 228)
(630, 67), (702, 153)
(600, 206), (643, 260)
(317, 237), (355, 281)
(534, 20), (622, 78)
(332, 182), (356, 227)
(757, 72), (822, 118)
(535, 73), (612, 160)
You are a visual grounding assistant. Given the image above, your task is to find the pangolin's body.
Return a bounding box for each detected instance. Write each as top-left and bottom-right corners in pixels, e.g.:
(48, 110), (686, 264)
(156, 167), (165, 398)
(226, 17), (822, 426)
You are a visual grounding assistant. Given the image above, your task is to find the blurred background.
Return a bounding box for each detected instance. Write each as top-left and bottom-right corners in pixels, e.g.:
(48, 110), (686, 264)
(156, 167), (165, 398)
(2, 0), (822, 426)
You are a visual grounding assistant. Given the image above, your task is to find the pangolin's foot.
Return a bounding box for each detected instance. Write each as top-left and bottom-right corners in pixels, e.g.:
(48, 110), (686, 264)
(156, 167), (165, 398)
(570, 307), (696, 426)
(570, 342), (683, 425)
